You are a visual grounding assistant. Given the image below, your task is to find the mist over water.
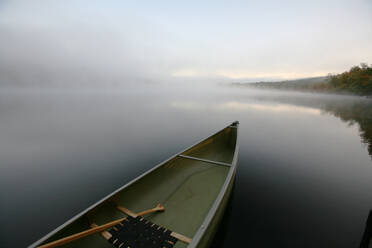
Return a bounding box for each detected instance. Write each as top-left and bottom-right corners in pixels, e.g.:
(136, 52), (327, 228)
(1, 85), (372, 247)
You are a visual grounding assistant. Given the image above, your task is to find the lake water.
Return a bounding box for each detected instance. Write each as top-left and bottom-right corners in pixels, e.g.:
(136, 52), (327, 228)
(1, 85), (372, 247)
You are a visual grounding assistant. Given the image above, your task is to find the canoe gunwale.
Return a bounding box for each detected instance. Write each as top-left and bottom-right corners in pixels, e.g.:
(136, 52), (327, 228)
(187, 121), (239, 248)
(29, 122), (239, 248)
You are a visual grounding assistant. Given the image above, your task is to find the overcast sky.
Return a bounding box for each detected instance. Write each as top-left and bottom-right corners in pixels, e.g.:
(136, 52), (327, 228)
(1, 0), (371, 84)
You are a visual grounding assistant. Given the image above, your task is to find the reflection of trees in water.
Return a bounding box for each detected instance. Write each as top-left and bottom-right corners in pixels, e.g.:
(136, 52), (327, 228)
(323, 101), (372, 157)
(251, 93), (372, 158)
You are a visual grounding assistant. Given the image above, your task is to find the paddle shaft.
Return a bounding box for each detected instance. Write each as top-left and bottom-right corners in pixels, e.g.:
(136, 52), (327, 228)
(37, 205), (163, 248)
(38, 204), (191, 247)
(37, 217), (127, 248)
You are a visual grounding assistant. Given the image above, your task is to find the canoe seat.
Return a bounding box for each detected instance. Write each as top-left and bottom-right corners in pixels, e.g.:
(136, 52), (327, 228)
(107, 216), (177, 248)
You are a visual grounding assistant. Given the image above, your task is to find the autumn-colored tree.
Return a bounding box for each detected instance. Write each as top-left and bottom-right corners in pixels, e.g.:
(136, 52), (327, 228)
(317, 63), (372, 95)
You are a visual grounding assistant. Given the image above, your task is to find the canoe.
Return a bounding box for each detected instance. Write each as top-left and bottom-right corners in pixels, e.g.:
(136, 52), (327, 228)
(30, 121), (240, 248)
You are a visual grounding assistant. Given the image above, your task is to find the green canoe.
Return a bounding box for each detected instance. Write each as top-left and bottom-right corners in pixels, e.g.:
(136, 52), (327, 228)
(31, 121), (240, 248)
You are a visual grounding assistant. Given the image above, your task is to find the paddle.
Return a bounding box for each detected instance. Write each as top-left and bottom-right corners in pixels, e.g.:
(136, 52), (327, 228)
(37, 204), (166, 248)
(116, 203), (192, 244)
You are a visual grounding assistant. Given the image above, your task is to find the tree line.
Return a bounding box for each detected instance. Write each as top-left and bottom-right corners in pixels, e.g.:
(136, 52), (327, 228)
(235, 63), (372, 96)
(323, 63), (372, 95)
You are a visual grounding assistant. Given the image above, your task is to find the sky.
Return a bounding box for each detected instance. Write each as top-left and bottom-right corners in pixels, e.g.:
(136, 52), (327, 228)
(0, 0), (372, 85)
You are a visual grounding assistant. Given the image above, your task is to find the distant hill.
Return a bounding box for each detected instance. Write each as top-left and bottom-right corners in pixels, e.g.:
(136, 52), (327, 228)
(232, 63), (372, 96)
(232, 76), (328, 89)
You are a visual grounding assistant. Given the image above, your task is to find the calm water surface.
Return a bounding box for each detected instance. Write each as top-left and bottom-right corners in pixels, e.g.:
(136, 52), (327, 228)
(1, 86), (372, 247)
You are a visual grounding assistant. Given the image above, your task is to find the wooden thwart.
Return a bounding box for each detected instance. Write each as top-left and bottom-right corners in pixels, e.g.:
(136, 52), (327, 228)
(178, 154), (232, 167)
(37, 203), (192, 248)
(116, 203), (192, 244)
(116, 203), (164, 218)
(89, 203), (165, 242)
(90, 223), (111, 240)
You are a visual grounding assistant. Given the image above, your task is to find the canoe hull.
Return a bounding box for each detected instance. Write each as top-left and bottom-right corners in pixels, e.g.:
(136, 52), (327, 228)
(196, 166), (236, 248)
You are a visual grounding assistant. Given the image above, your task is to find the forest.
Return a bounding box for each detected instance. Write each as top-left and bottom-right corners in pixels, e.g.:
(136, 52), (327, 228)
(236, 64), (372, 96)
(316, 63), (372, 95)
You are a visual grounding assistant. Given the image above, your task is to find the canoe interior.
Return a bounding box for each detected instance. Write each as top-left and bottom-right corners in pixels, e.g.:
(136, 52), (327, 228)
(37, 125), (238, 248)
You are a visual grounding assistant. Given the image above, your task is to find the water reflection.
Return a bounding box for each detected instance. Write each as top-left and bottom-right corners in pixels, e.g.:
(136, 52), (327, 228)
(222, 102), (321, 115)
(323, 101), (372, 158)
(171, 101), (322, 115)
(243, 92), (372, 159)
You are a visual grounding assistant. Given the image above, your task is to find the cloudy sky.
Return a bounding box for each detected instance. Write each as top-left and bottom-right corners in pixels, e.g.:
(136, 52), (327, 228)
(0, 0), (371, 84)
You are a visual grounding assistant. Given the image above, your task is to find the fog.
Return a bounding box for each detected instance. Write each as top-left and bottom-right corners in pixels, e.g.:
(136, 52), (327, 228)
(1, 0), (372, 88)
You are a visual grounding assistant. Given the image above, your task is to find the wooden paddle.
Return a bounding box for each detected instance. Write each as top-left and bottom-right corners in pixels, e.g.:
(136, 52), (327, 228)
(116, 203), (192, 244)
(37, 204), (166, 248)
(89, 203), (166, 242)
